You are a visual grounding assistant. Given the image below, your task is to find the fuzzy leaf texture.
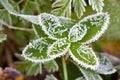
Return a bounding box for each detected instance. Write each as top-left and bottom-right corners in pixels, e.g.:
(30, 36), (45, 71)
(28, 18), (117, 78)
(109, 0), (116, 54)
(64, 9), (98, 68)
(69, 44), (99, 69)
(38, 13), (68, 40)
(79, 13), (109, 44)
(68, 21), (87, 42)
(73, 0), (86, 18)
(22, 38), (55, 63)
(52, 0), (72, 17)
(95, 52), (116, 75)
(79, 67), (103, 80)
(89, 0), (104, 12)
(48, 38), (70, 58)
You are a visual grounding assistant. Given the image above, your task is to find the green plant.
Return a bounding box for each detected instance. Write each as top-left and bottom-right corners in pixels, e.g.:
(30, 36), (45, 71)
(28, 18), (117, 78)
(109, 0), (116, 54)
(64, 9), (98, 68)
(0, 0), (117, 80)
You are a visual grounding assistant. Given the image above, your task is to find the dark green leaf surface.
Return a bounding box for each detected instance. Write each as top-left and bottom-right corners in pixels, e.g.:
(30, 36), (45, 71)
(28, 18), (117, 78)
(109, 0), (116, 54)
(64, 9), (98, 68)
(69, 43), (98, 69)
(39, 13), (68, 40)
(79, 13), (109, 44)
(22, 38), (55, 63)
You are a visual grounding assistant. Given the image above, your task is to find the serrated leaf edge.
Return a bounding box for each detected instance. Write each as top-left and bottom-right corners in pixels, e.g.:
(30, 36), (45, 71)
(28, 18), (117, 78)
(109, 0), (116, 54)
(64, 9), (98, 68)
(81, 12), (110, 44)
(68, 23), (87, 42)
(38, 13), (63, 40)
(47, 40), (70, 59)
(69, 48), (99, 70)
(79, 67), (103, 80)
(22, 38), (55, 63)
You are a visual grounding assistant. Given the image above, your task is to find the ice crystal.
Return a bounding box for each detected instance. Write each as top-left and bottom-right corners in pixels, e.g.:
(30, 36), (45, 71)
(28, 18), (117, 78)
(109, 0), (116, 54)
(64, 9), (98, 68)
(38, 13), (68, 40)
(22, 12), (109, 69)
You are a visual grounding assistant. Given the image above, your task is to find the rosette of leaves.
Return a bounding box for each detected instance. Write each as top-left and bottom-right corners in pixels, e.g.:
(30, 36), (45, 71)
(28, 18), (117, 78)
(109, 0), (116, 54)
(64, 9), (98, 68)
(20, 12), (109, 70)
(0, 0), (114, 70)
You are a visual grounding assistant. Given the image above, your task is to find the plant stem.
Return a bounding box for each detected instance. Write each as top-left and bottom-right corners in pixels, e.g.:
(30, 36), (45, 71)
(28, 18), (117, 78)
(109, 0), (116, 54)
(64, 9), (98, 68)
(0, 20), (33, 32)
(62, 56), (68, 80)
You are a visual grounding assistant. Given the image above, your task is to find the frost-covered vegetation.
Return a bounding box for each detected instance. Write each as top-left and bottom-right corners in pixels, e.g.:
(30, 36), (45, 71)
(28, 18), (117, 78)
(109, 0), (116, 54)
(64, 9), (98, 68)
(0, 0), (120, 80)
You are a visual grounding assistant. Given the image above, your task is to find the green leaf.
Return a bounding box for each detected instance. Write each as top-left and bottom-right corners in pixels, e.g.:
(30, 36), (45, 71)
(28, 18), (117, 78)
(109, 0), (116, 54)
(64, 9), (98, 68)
(52, 0), (64, 8)
(39, 13), (68, 40)
(0, 0), (39, 24)
(0, 9), (12, 25)
(48, 38), (70, 58)
(73, 0), (86, 18)
(69, 43), (98, 69)
(68, 22), (87, 42)
(0, 34), (6, 43)
(22, 0), (38, 14)
(79, 12), (109, 44)
(79, 67), (103, 80)
(16, 61), (42, 76)
(44, 60), (58, 72)
(22, 38), (55, 63)
(95, 52), (116, 75)
(89, 0), (104, 12)
(51, 0), (72, 17)
(32, 24), (48, 38)
(59, 17), (76, 29)
(45, 75), (57, 80)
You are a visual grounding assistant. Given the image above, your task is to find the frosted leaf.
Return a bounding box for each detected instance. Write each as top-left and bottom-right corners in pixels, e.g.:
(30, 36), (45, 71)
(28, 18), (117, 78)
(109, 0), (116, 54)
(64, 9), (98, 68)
(48, 38), (70, 58)
(0, 34), (7, 43)
(69, 43), (99, 69)
(68, 22), (87, 42)
(38, 13), (68, 40)
(0, 0), (39, 24)
(59, 17), (76, 29)
(32, 24), (48, 38)
(89, 0), (104, 12)
(44, 60), (59, 72)
(79, 12), (109, 44)
(22, 38), (55, 63)
(45, 74), (57, 80)
(95, 52), (116, 75)
(73, 0), (86, 18)
(79, 67), (103, 80)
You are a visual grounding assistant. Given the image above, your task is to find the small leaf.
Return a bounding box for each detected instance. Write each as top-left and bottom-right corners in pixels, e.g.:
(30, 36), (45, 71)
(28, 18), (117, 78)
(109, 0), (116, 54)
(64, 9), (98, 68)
(95, 52), (116, 75)
(48, 38), (70, 58)
(27, 62), (42, 76)
(16, 61), (42, 76)
(32, 24), (48, 38)
(45, 75), (57, 80)
(52, 0), (64, 8)
(0, 0), (39, 24)
(59, 17), (76, 29)
(44, 60), (58, 72)
(69, 43), (98, 69)
(22, 38), (55, 63)
(89, 0), (104, 12)
(79, 12), (109, 44)
(0, 34), (6, 43)
(73, 0), (86, 18)
(51, 0), (72, 17)
(0, 9), (12, 25)
(39, 13), (68, 40)
(22, 0), (38, 14)
(68, 22), (87, 42)
(79, 67), (103, 80)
